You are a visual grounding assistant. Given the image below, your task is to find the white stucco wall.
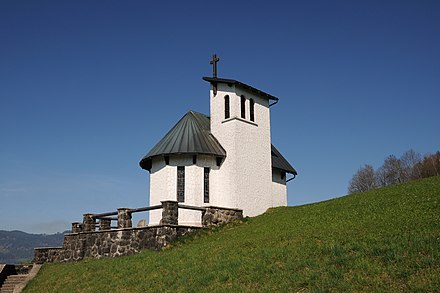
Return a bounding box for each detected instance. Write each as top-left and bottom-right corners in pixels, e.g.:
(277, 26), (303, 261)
(271, 168), (288, 207)
(209, 83), (274, 217)
(149, 155), (217, 225)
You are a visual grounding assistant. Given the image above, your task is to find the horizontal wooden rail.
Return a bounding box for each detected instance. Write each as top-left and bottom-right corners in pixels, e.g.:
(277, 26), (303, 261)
(98, 217), (118, 221)
(129, 205), (162, 213)
(92, 211), (118, 218)
(178, 204), (207, 212)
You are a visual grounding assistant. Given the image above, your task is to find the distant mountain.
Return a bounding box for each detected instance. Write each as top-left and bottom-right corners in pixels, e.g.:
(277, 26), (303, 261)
(0, 230), (65, 264)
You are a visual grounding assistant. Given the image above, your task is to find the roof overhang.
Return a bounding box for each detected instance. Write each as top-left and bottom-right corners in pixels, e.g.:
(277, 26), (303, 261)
(271, 145), (297, 175)
(203, 77), (279, 101)
(140, 152), (226, 172)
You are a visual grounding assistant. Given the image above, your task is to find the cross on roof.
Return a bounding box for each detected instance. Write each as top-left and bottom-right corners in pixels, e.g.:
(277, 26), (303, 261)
(210, 54), (220, 78)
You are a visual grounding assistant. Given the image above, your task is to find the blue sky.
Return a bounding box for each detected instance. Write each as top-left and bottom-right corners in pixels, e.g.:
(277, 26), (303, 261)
(1, 0), (439, 234)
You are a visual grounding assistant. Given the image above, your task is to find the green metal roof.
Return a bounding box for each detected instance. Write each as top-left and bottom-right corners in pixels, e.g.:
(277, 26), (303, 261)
(139, 111), (226, 171)
(139, 111), (297, 175)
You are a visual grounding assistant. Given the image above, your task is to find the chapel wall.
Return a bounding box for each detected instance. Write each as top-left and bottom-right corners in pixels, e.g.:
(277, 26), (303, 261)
(149, 157), (175, 225)
(210, 83), (273, 217)
(149, 155), (218, 225)
(233, 88), (273, 216)
(271, 168), (288, 207)
(210, 84), (238, 209)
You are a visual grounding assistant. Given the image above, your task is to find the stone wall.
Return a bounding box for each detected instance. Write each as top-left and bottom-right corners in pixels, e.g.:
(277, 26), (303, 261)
(34, 247), (63, 264)
(202, 206), (243, 226)
(34, 203), (243, 264)
(34, 225), (196, 264)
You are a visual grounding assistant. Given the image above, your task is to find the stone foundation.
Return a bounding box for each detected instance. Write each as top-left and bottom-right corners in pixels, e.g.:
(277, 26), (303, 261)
(202, 206), (243, 226)
(34, 203), (243, 264)
(34, 247), (64, 264)
(34, 225), (197, 264)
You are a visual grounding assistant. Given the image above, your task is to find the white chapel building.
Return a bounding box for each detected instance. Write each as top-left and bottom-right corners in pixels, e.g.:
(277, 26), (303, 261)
(139, 56), (297, 225)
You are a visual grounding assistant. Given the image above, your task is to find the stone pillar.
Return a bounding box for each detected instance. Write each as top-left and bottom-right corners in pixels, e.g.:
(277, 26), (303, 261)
(117, 208), (132, 229)
(160, 201), (178, 225)
(83, 214), (96, 232)
(71, 222), (82, 233)
(99, 219), (111, 231)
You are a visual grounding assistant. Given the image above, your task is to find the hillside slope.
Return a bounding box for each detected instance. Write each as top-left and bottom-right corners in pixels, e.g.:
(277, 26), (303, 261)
(25, 177), (440, 292)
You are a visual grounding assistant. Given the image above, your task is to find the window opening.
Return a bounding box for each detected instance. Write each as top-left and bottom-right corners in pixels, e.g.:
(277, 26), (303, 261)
(250, 98), (255, 122)
(177, 166), (185, 202)
(204, 167), (210, 203)
(224, 95), (230, 119)
(241, 95), (246, 119)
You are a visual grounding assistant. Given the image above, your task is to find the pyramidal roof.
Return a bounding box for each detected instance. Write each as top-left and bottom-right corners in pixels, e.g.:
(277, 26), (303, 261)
(139, 111), (226, 171)
(139, 110), (296, 175)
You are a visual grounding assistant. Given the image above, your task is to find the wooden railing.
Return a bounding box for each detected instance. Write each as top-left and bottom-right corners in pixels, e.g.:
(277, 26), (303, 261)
(71, 202), (243, 233)
(73, 201), (205, 233)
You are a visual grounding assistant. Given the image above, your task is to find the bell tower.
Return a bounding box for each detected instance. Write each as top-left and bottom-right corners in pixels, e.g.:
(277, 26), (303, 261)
(203, 55), (278, 216)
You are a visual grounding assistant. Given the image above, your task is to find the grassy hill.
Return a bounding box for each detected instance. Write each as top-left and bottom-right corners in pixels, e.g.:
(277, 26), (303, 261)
(24, 177), (440, 292)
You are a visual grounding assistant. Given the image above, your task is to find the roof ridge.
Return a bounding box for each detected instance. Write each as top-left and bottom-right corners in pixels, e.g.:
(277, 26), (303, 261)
(188, 110), (208, 117)
(187, 110), (210, 133)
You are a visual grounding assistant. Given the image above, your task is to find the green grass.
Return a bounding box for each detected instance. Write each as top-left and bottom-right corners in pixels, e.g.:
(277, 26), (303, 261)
(24, 176), (440, 292)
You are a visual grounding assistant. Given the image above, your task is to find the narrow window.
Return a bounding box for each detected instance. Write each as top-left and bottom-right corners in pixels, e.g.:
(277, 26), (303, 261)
(241, 95), (246, 119)
(177, 166), (185, 202)
(250, 98), (255, 122)
(224, 95), (230, 119)
(204, 167), (210, 203)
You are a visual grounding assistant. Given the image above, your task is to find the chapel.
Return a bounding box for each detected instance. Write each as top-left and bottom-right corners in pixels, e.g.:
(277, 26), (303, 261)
(139, 55), (297, 225)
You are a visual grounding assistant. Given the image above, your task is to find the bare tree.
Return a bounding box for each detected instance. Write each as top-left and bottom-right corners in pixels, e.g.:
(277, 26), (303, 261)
(375, 166), (387, 187)
(348, 149), (439, 195)
(380, 155), (405, 186)
(400, 149), (422, 180)
(432, 151), (440, 176)
(348, 164), (377, 194)
(418, 151), (440, 178)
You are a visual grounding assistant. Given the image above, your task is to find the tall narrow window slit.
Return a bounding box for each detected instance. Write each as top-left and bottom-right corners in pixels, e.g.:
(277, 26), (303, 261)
(224, 95), (230, 119)
(241, 95), (246, 119)
(250, 98), (255, 122)
(177, 166), (185, 202)
(204, 167), (210, 203)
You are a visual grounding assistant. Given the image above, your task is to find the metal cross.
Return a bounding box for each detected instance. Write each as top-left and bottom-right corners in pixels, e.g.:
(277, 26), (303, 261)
(210, 54), (220, 78)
